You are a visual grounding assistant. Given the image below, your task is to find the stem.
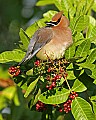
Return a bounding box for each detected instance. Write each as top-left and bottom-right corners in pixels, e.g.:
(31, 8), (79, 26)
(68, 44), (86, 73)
(65, 77), (71, 91)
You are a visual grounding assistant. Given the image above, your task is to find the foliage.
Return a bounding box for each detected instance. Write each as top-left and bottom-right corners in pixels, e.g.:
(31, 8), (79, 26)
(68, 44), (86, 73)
(0, 0), (96, 120)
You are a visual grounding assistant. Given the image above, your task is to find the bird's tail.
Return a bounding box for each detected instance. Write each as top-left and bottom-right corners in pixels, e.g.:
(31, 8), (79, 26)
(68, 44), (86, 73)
(18, 54), (33, 66)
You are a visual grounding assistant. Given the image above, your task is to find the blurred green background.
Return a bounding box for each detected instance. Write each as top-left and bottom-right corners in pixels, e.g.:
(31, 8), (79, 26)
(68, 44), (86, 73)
(0, 0), (56, 53)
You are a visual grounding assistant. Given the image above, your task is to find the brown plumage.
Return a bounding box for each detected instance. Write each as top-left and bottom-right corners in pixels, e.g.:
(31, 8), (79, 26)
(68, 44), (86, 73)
(18, 11), (73, 65)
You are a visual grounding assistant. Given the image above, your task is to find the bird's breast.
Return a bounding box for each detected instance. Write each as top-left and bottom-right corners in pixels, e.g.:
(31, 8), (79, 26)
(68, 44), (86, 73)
(36, 27), (73, 60)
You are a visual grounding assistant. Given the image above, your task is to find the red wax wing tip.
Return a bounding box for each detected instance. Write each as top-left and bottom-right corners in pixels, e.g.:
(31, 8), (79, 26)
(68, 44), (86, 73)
(8, 66), (21, 77)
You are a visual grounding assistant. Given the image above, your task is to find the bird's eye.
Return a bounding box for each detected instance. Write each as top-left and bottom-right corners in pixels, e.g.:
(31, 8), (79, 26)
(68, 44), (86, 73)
(45, 17), (61, 27)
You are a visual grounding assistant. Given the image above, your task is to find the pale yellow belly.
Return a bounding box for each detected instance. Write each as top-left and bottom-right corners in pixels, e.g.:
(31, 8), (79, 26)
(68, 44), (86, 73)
(36, 40), (66, 60)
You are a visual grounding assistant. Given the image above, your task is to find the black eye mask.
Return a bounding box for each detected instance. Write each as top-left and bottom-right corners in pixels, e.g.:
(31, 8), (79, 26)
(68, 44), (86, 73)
(45, 17), (61, 27)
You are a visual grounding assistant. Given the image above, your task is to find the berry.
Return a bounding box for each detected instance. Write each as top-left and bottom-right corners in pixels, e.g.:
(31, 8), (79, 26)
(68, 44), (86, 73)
(46, 75), (50, 81)
(68, 107), (71, 111)
(47, 68), (51, 72)
(55, 75), (62, 80)
(8, 66), (20, 77)
(36, 101), (46, 112)
(75, 93), (78, 97)
(64, 107), (68, 110)
(52, 82), (56, 87)
(69, 94), (73, 99)
(60, 67), (64, 72)
(34, 60), (40, 66)
(67, 99), (72, 103)
(46, 85), (49, 89)
(59, 108), (63, 112)
(48, 85), (53, 90)
(63, 103), (67, 107)
(69, 91), (78, 100)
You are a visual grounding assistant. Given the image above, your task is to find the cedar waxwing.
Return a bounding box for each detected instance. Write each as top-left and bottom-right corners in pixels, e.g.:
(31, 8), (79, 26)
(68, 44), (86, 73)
(18, 11), (73, 65)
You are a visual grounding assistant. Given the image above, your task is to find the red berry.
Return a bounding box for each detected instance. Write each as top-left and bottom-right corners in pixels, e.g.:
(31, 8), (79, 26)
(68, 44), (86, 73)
(8, 66), (20, 77)
(36, 101), (46, 112)
(55, 75), (61, 80)
(46, 85), (49, 89)
(64, 107), (68, 110)
(60, 67), (64, 72)
(63, 103), (67, 107)
(52, 77), (56, 81)
(72, 95), (75, 99)
(68, 107), (71, 111)
(48, 68), (51, 72)
(34, 60), (40, 66)
(67, 99), (72, 103)
(75, 93), (78, 97)
(52, 82), (56, 87)
(48, 85), (53, 90)
(69, 94), (73, 99)
(36, 103), (40, 108)
(72, 91), (76, 95)
(59, 108), (63, 112)
(67, 105), (70, 108)
(65, 110), (69, 113)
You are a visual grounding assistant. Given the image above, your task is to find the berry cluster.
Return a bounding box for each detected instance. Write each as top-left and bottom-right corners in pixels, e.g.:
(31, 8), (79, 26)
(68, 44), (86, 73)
(46, 74), (62, 90)
(52, 91), (78, 113)
(34, 60), (40, 66)
(63, 91), (78, 113)
(69, 91), (78, 99)
(8, 66), (20, 77)
(36, 100), (47, 112)
(63, 99), (72, 113)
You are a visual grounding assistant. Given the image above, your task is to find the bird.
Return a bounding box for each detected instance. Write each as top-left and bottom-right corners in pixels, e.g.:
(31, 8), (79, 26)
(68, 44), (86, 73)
(18, 11), (73, 65)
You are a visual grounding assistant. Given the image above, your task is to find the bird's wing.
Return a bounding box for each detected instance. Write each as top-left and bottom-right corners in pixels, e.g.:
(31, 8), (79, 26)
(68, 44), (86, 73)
(18, 27), (53, 65)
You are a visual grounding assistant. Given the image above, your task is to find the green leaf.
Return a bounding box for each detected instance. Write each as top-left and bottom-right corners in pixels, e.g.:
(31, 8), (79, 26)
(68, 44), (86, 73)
(2, 86), (16, 100)
(74, 15), (89, 32)
(72, 97), (95, 120)
(72, 79), (87, 92)
(67, 71), (76, 80)
(61, 0), (76, 18)
(75, 32), (84, 42)
(92, 1), (96, 12)
(24, 77), (39, 98)
(54, 0), (62, 11)
(13, 92), (20, 106)
(19, 28), (29, 50)
(0, 49), (25, 63)
(36, 0), (54, 6)
(89, 16), (96, 27)
(39, 88), (70, 104)
(86, 49), (96, 63)
(90, 96), (96, 115)
(61, 0), (68, 17)
(90, 26), (96, 37)
(30, 88), (41, 108)
(66, 63), (76, 80)
(0, 114), (3, 120)
(75, 39), (91, 58)
(65, 44), (75, 59)
(43, 10), (57, 20)
(0, 96), (7, 110)
(77, 62), (95, 71)
(91, 101), (96, 115)
(25, 22), (39, 38)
